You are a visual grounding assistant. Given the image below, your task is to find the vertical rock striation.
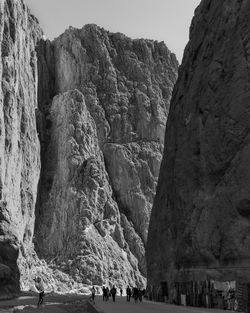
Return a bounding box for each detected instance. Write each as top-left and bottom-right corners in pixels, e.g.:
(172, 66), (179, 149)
(0, 0), (42, 297)
(35, 24), (178, 285)
(147, 0), (250, 290)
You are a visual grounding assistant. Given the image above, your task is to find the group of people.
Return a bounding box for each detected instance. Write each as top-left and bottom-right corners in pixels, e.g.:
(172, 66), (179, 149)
(102, 285), (118, 302)
(126, 286), (144, 303)
(101, 285), (144, 303)
(34, 276), (145, 308)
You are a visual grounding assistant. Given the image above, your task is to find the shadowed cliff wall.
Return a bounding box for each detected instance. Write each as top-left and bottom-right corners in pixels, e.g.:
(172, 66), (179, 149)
(147, 0), (250, 288)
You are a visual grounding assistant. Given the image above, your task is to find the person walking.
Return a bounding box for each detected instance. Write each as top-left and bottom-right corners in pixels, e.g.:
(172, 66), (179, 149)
(120, 288), (123, 296)
(126, 285), (132, 302)
(91, 286), (96, 304)
(102, 286), (107, 301)
(138, 288), (143, 302)
(133, 286), (139, 303)
(106, 287), (110, 301)
(111, 285), (117, 302)
(34, 276), (45, 308)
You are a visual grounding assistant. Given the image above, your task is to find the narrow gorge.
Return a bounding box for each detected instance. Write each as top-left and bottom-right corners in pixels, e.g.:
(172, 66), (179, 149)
(0, 0), (178, 297)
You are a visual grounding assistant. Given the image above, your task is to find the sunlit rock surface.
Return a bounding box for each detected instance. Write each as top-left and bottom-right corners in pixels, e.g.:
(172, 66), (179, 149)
(0, 0), (42, 297)
(0, 0), (178, 294)
(35, 89), (145, 286)
(147, 0), (250, 287)
(35, 24), (178, 285)
(0, 0), (80, 298)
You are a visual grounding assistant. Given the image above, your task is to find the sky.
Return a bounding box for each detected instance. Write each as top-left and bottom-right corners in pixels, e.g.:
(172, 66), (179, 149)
(25, 0), (201, 62)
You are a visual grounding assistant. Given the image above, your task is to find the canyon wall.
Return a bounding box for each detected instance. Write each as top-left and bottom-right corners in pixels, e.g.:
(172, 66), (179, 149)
(147, 0), (250, 290)
(0, 0), (42, 297)
(0, 0), (179, 295)
(35, 24), (178, 287)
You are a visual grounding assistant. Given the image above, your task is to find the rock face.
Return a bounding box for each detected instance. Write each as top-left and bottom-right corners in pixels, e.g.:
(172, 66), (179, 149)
(0, 0), (178, 293)
(147, 0), (250, 290)
(0, 0), (42, 297)
(35, 89), (145, 286)
(35, 24), (178, 286)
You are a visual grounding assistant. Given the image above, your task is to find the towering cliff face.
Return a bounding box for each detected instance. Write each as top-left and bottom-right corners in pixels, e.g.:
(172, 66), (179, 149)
(147, 0), (250, 288)
(35, 25), (178, 286)
(0, 0), (178, 293)
(0, 0), (42, 297)
(35, 89), (145, 286)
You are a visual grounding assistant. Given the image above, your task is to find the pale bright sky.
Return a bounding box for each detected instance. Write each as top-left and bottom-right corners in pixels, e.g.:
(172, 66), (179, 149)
(25, 0), (201, 62)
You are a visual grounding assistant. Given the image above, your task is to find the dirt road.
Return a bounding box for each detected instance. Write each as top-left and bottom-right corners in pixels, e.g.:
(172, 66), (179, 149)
(95, 296), (230, 313)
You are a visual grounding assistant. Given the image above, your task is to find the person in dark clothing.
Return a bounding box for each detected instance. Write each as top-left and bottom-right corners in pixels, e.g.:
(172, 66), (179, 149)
(126, 285), (132, 302)
(34, 276), (45, 308)
(106, 287), (109, 301)
(102, 286), (107, 301)
(133, 287), (139, 303)
(111, 285), (117, 302)
(138, 289), (143, 302)
(120, 288), (123, 296)
(91, 286), (96, 304)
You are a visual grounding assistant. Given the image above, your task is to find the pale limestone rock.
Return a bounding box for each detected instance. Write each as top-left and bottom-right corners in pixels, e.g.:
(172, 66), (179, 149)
(121, 213), (146, 276)
(0, 0), (82, 298)
(35, 89), (145, 287)
(0, 1), (178, 293)
(0, 0), (42, 297)
(35, 24), (177, 285)
(103, 142), (163, 244)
